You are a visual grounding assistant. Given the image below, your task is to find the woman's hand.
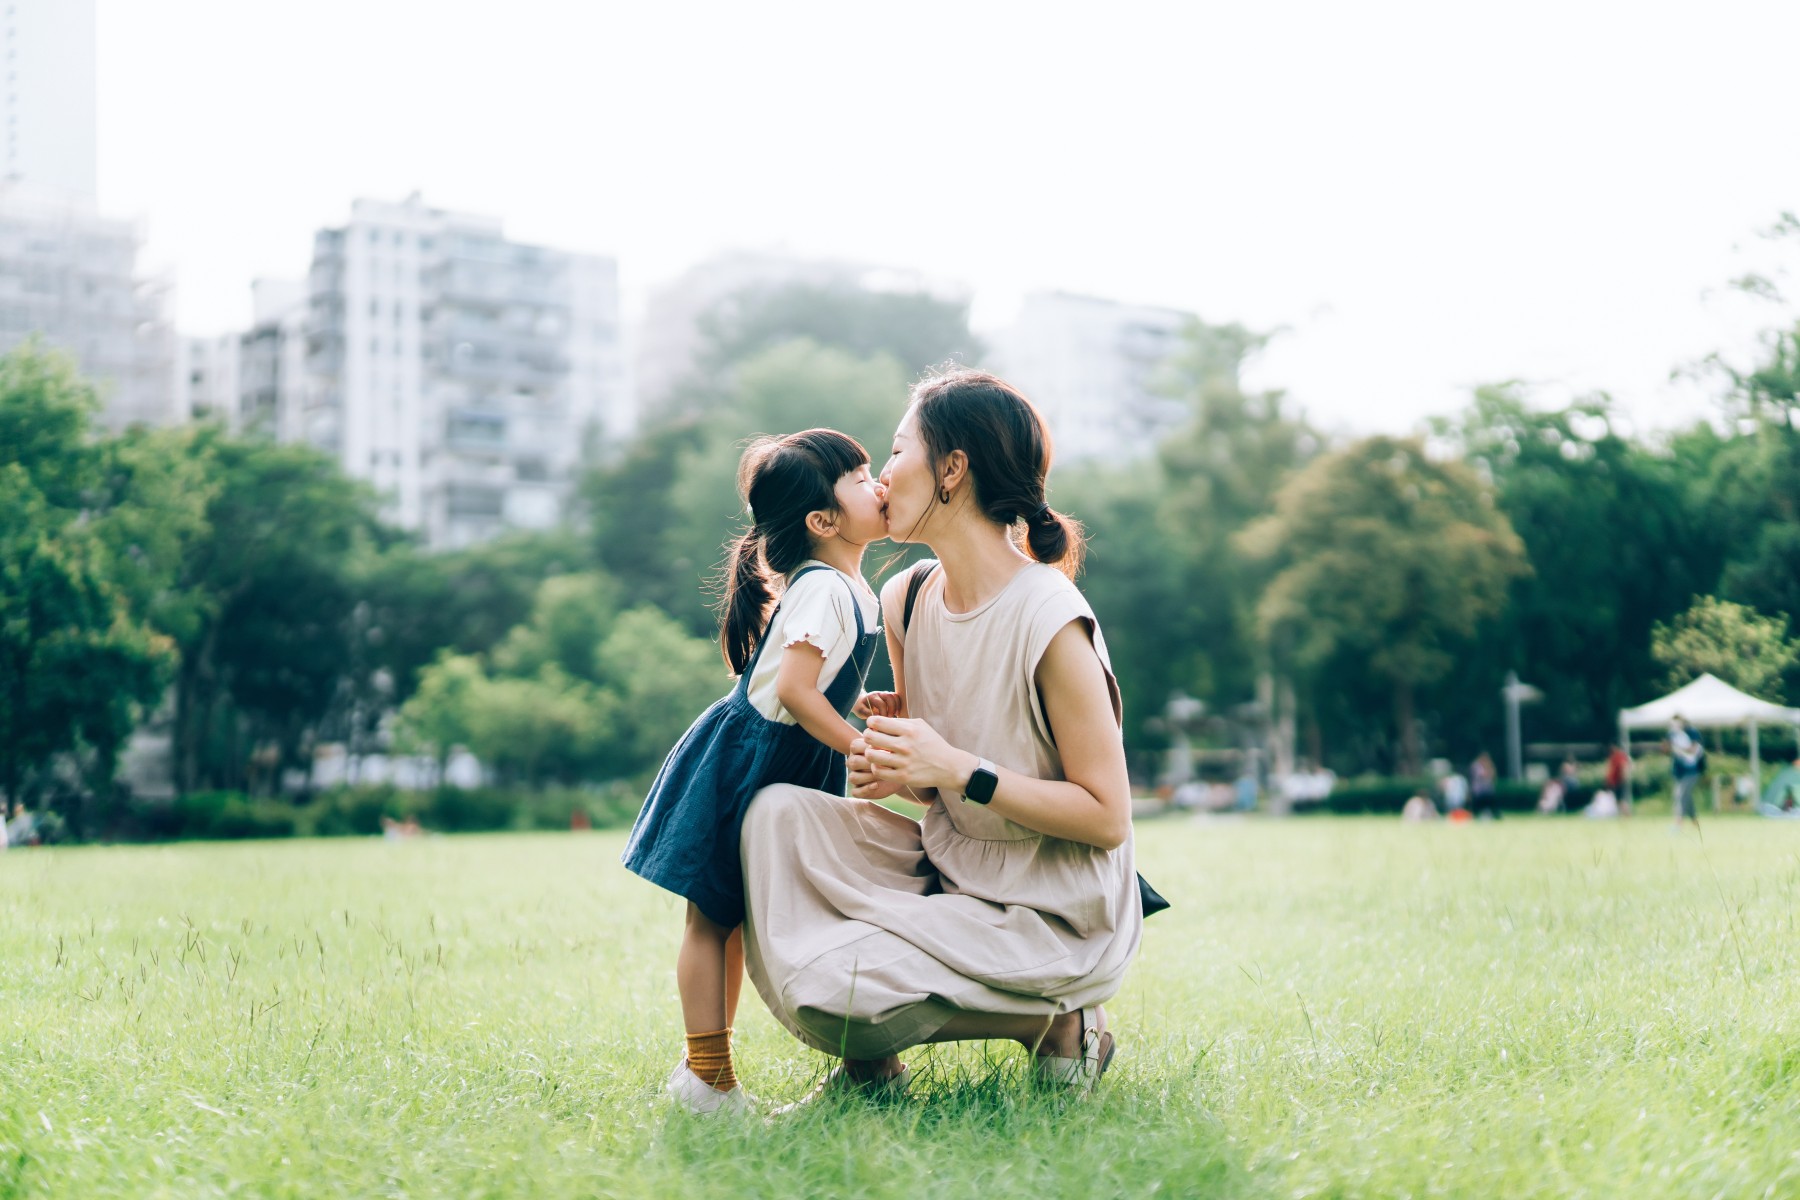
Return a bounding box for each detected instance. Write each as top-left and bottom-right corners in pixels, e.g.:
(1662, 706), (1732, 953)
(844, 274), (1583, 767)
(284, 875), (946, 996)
(852, 691), (903, 720)
(859, 715), (975, 794)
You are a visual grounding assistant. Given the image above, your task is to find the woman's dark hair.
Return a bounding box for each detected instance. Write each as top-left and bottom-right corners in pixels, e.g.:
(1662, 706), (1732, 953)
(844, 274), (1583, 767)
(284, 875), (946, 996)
(717, 427), (869, 674)
(909, 367), (1086, 577)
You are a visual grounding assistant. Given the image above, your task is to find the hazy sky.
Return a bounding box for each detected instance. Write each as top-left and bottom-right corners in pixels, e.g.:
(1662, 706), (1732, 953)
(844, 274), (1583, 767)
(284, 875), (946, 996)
(97, 1), (1800, 434)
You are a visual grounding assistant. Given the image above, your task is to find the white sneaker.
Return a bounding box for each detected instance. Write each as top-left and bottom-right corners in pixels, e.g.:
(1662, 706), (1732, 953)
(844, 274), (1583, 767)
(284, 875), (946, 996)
(666, 1059), (754, 1116)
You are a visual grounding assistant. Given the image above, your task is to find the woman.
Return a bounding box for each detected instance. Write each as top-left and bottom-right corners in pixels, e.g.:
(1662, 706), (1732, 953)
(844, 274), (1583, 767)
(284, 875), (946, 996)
(740, 368), (1142, 1099)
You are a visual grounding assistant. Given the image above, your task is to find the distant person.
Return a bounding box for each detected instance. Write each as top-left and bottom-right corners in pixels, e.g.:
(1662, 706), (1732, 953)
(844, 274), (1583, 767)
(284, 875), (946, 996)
(1556, 757), (1582, 810)
(5, 802), (34, 847)
(620, 429), (886, 1116)
(1667, 716), (1703, 832)
(1234, 770), (1259, 812)
(1402, 790), (1439, 822)
(1470, 752), (1500, 820)
(1583, 789), (1621, 819)
(1537, 778), (1565, 814)
(1604, 743), (1633, 816)
(1440, 770), (1469, 812)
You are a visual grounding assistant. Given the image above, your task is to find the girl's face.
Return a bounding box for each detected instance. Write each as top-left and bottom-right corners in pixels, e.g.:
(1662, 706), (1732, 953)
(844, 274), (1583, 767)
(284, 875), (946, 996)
(830, 462), (887, 548)
(878, 410), (934, 543)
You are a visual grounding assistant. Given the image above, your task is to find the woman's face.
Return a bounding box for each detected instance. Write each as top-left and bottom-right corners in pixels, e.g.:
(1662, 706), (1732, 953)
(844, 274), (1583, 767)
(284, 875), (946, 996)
(878, 409), (934, 543)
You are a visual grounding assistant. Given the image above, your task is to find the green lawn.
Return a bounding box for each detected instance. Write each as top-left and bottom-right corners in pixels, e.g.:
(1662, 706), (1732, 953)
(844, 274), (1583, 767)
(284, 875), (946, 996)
(3, 816), (1798, 1198)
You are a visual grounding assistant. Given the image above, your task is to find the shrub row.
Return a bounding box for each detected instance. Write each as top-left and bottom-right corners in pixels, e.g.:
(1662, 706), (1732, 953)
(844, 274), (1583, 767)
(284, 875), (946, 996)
(1304, 778), (1542, 815)
(74, 783), (646, 844)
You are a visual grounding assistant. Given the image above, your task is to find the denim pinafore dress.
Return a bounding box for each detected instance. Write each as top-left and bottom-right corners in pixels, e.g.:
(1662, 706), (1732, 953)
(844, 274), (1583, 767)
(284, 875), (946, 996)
(622, 565), (881, 928)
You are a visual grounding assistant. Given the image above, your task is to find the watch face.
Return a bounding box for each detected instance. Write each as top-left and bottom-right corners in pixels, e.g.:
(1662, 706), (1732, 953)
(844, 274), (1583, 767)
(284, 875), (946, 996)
(966, 765), (999, 805)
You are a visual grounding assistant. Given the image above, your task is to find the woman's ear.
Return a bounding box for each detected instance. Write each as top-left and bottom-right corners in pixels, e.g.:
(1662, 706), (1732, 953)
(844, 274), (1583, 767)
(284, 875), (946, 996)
(806, 508), (838, 540)
(939, 449), (970, 496)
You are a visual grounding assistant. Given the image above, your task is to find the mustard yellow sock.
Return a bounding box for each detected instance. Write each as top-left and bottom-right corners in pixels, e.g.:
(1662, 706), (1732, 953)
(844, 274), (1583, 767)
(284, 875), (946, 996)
(686, 1028), (737, 1093)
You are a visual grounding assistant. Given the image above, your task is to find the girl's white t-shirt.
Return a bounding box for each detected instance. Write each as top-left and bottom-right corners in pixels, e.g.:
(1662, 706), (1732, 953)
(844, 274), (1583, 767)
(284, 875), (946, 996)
(743, 561), (880, 724)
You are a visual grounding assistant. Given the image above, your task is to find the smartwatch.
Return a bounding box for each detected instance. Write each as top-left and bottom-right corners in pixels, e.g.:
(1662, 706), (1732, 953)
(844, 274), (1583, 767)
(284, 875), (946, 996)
(964, 758), (1000, 805)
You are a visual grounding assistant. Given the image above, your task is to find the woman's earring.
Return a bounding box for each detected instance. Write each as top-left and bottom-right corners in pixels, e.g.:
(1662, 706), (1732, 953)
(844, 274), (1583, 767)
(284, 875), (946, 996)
(937, 486), (952, 505)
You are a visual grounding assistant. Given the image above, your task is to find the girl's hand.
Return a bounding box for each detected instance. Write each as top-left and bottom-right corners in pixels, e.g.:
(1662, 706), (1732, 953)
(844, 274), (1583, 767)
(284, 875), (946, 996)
(860, 715), (974, 794)
(853, 691), (903, 720)
(848, 739), (904, 800)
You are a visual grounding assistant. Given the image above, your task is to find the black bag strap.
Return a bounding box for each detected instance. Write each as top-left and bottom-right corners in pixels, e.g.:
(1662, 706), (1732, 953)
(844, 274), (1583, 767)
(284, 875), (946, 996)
(902, 561), (939, 633)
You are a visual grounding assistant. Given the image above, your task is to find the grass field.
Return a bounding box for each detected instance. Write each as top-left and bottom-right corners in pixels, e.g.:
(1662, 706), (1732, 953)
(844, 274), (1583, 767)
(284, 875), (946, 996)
(3, 815), (1799, 1199)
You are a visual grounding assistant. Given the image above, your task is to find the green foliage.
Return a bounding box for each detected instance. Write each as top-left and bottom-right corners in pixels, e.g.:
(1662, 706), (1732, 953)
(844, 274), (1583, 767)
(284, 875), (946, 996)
(1421, 384), (1712, 755)
(1240, 436), (1529, 773)
(0, 348), (175, 813)
(163, 429), (385, 794)
(594, 606), (732, 768)
(1064, 318), (1319, 756)
(397, 583), (723, 790)
(491, 571), (624, 683)
(585, 340), (912, 635)
(1651, 596), (1800, 699)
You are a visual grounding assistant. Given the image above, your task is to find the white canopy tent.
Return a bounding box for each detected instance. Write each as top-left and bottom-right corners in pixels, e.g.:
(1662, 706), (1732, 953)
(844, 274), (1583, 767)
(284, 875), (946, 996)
(1618, 673), (1800, 803)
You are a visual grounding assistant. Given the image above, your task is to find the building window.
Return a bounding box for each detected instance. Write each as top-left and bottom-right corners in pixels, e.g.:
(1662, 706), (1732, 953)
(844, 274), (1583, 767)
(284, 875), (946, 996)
(446, 484), (505, 518)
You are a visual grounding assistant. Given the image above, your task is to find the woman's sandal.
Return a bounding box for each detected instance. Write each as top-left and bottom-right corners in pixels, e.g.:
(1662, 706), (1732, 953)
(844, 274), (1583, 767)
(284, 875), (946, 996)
(1032, 1008), (1116, 1094)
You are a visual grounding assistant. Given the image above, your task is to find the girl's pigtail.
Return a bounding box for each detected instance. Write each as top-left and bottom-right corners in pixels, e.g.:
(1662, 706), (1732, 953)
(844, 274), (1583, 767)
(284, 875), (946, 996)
(719, 529), (773, 674)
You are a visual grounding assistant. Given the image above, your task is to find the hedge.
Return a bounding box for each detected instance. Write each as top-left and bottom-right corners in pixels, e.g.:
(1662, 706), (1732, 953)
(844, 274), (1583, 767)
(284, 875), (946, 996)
(1304, 778), (1542, 815)
(32, 783), (648, 845)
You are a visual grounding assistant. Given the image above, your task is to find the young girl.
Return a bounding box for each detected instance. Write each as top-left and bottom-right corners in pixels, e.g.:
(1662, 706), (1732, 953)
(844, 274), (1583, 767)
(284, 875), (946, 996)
(621, 427), (890, 1115)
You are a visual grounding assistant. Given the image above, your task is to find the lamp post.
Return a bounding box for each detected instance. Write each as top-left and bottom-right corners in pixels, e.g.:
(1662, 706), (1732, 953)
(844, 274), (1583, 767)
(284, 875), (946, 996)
(1501, 671), (1543, 781)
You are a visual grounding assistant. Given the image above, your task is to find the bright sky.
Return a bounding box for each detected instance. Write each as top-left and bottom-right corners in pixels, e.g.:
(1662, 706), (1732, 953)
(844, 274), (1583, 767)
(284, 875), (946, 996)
(97, 0), (1800, 435)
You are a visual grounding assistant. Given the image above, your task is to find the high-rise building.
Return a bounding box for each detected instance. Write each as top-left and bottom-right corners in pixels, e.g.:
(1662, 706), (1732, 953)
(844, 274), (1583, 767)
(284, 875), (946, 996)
(177, 330), (240, 425)
(0, 0), (174, 426)
(985, 291), (1193, 464)
(303, 195), (625, 547)
(0, 187), (175, 427)
(237, 278), (307, 441)
(2, 0), (97, 201)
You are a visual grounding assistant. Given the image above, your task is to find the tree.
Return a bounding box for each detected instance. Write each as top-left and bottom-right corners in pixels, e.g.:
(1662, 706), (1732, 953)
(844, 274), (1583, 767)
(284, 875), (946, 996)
(1239, 436), (1528, 774)
(1651, 597), (1800, 700)
(166, 430), (381, 794)
(1426, 384), (1711, 755)
(0, 349), (175, 814)
(695, 282), (980, 386)
(583, 340), (913, 636)
(392, 652), (485, 782)
(1061, 318), (1319, 760)
(594, 606), (729, 772)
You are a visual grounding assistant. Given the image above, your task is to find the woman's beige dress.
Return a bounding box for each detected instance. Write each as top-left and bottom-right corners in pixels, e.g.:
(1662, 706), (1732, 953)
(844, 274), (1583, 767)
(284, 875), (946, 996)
(740, 562), (1143, 1059)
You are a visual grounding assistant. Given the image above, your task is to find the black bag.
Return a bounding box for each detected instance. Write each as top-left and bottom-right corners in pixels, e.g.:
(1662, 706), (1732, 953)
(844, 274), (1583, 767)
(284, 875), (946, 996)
(902, 562), (1169, 919)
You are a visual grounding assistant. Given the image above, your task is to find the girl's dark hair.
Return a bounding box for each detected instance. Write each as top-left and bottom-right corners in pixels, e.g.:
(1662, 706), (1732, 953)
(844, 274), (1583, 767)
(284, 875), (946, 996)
(909, 367), (1086, 577)
(718, 427), (869, 674)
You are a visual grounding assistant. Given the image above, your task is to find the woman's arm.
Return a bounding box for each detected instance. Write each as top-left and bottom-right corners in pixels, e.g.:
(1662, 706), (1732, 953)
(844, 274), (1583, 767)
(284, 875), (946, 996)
(856, 619), (1131, 850)
(844, 571), (929, 804)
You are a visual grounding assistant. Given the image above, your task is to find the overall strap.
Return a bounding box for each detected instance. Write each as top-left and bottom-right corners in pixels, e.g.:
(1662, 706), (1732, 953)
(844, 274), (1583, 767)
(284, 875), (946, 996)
(737, 564), (834, 681)
(902, 561), (939, 634)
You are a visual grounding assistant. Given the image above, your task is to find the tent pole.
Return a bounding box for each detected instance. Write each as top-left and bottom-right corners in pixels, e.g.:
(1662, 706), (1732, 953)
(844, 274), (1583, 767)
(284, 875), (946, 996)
(1750, 721), (1760, 806)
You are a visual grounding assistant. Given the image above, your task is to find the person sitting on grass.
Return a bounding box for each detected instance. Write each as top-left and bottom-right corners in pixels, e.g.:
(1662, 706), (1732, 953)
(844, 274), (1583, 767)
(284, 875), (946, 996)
(1402, 790), (1439, 821)
(739, 370), (1145, 1107)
